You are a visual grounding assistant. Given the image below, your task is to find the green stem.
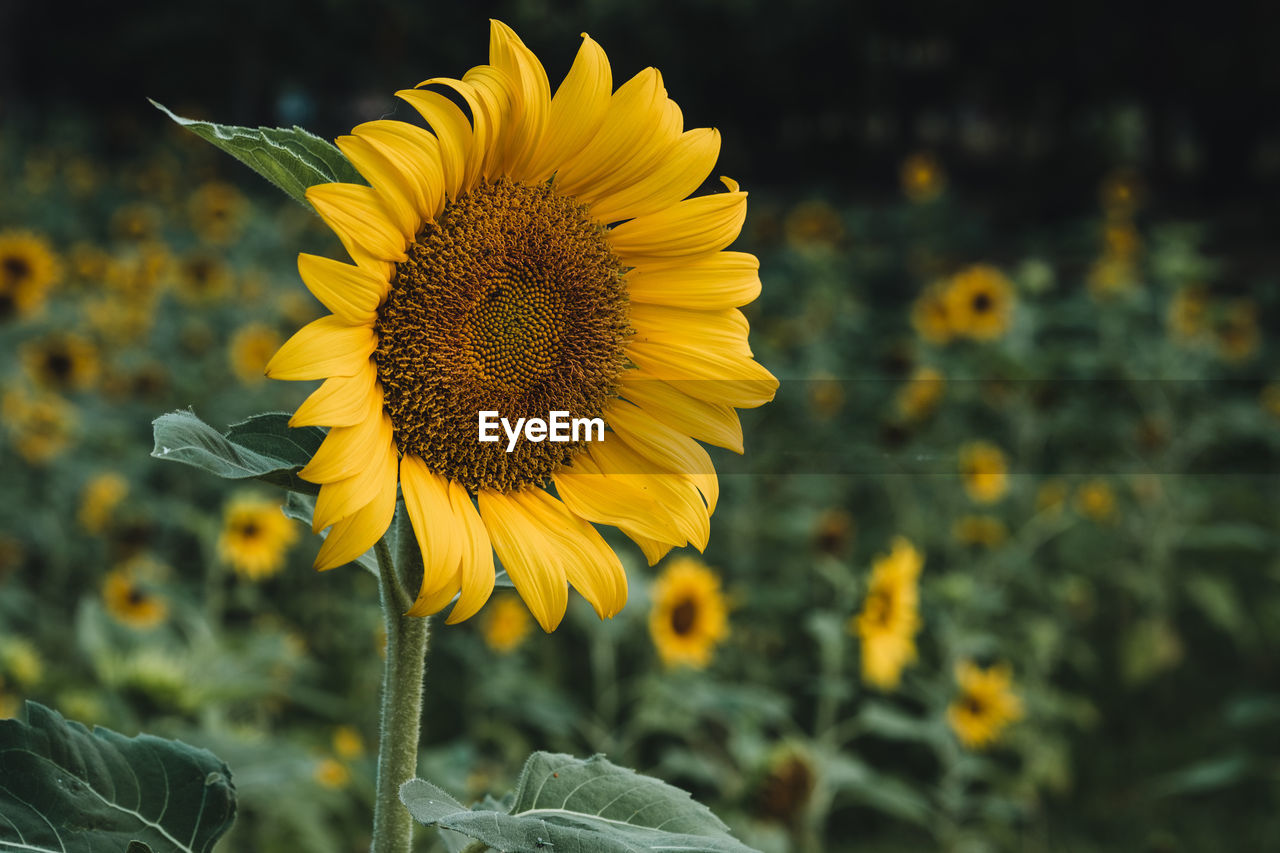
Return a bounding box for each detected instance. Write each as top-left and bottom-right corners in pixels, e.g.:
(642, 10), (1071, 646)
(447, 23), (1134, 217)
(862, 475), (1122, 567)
(371, 530), (430, 853)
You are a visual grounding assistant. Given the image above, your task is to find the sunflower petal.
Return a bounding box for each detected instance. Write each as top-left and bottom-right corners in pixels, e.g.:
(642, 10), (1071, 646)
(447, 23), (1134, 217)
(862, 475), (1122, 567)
(524, 33), (611, 181)
(590, 127), (720, 224)
(606, 400), (719, 514)
(429, 73), (508, 188)
(314, 457), (398, 571)
(629, 534), (677, 566)
(626, 341), (778, 408)
(311, 423), (396, 532)
(305, 183), (407, 263)
(553, 68), (667, 197)
(396, 88), (473, 200)
(299, 405), (393, 484)
(478, 490), (568, 632)
(619, 369), (744, 453)
(297, 253), (385, 324)
(626, 251), (761, 309)
(590, 438), (709, 551)
(352, 120), (447, 221)
(266, 315), (376, 381)
(443, 480), (496, 625)
(289, 360), (379, 428)
(520, 489), (626, 619)
(553, 452), (686, 547)
(488, 20), (550, 179)
(334, 135), (420, 240)
(608, 177), (746, 261)
(630, 303), (752, 357)
(400, 456), (466, 617)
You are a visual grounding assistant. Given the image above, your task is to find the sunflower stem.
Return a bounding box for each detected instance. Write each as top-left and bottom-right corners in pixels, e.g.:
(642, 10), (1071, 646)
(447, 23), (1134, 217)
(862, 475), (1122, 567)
(371, 530), (430, 853)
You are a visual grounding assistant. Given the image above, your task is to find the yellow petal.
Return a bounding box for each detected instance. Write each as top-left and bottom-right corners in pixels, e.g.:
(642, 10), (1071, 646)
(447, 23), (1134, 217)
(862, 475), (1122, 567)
(618, 370), (744, 453)
(314, 458), (398, 571)
(553, 68), (666, 197)
(334, 135), (420, 240)
(400, 455), (465, 617)
(430, 73), (508, 187)
(524, 33), (611, 181)
(626, 251), (761, 309)
(299, 405), (393, 484)
(443, 480), (496, 625)
(305, 183), (407, 263)
(626, 341), (778, 409)
(590, 128), (720, 224)
(630, 533), (677, 566)
(605, 399), (718, 514)
(590, 438), (709, 551)
(297, 253), (385, 324)
(553, 453), (686, 547)
(289, 360), (379, 428)
(266, 315), (377, 381)
(311, 422), (396, 531)
(608, 178), (746, 261)
(520, 489), (626, 619)
(488, 20), (550, 179)
(630, 304), (752, 358)
(478, 490), (569, 632)
(396, 88), (473, 200)
(352, 120), (446, 222)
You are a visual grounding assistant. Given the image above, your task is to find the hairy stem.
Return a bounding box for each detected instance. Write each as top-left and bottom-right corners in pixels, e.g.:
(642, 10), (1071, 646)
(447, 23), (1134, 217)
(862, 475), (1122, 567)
(371, 531), (430, 853)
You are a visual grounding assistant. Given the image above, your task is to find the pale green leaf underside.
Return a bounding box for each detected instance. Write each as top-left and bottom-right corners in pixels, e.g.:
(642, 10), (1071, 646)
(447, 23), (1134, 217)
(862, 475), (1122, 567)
(151, 410), (324, 494)
(0, 702), (235, 853)
(150, 100), (362, 205)
(401, 753), (759, 853)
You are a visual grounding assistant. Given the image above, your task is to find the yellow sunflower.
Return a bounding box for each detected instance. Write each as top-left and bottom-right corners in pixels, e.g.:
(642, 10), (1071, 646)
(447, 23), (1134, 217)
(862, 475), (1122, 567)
(895, 365), (945, 421)
(2, 389), (76, 464)
(900, 152), (945, 203)
(648, 556), (730, 668)
(79, 471), (129, 534)
(102, 565), (169, 629)
(264, 21), (776, 631)
(480, 591), (533, 653)
(174, 250), (234, 303)
(851, 536), (923, 690)
(944, 264), (1014, 341)
(0, 230), (61, 321)
(21, 332), (100, 393)
(332, 725), (366, 760)
(947, 660), (1024, 749)
(217, 493), (300, 581)
(910, 282), (953, 345)
(228, 323), (283, 385)
(1074, 479), (1117, 523)
(958, 440), (1009, 504)
(189, 181), (249, 245)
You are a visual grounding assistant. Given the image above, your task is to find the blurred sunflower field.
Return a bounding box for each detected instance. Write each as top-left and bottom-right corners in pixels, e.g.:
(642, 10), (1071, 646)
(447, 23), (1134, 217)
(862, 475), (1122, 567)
(2, 3), (1279, 852)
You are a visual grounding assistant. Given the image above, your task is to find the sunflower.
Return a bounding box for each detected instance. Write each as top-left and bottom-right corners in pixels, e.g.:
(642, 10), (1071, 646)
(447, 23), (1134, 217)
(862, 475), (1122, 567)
(851, 536), (923, 690)
(175, 250), (234, 303)
(480, 591), (533, 653)
(1074, 478), (1116, 523)
(21, 332), (100, 393)
(264, 21), (776, 631)
(947, 660), (1024, 749)
(2, 389), (76, 464)
(228, 323), (283, 385)
(895, 365), (944, 421)
(958, 440), (1009, 504)
(189, 181), (249, 245)
(102, 565), (169, 629)
(900, 152), (945, 203)
(0, 230), (61, 321)
(79, 471), (129, 534)
(944, 264), (1014, 341)
(648, 556), (730, 668)
(910, 282), (953, 345)
(314, 758), (352, 789)
(332, 725), (366, 760)
(218, 493), (300, 581)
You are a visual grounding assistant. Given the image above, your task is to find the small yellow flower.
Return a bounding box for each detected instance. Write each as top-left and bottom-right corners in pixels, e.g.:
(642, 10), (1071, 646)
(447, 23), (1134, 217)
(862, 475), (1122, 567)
(947, 660), (1024, 749)
(958, 441), (1008, 504)
(944, 265), (1015, 341)
(0, 638), (44, 687)
(649, 557), (730, 669)
(21, 332), (100, 393)
(895, 366), (945, 421)
(2, 390), (76, 464)
(69, 242), (114, 285)
(0, 229), (61, 321)
(1074, 479), (1116, 522)
(332, 726), (365, 760)
(1215, 299), (1259, 364)
(910, 282), (953, 345)
(480, 592), (533, 653)
(174, 251), (234, 304)
(110, 203), (162, 242)
(952, 515), (1008, 548)
(900, 152), (946, 203)
(102, 565), (169, 630)
(228, 324), (282, 385)
(217, 494), (300, 581)
(851, 537), (923, 690)
(79, 472), (129, 534)
(314, 758), (351, 789)
(784, 200), (844, 250)
(189, 181), (249, 245)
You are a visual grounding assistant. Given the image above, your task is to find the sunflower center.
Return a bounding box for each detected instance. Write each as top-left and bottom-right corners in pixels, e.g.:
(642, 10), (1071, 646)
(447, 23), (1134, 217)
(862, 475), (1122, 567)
(126, 587), (148, 607)
(238, 520), (261, 540)
(3, 256), (31, 284)
(375, 178), (628, 494)
(972, 291), (992, 313)
(45, 350), (72, 380)
(962, 694), (987, 716)
(670, 598), (699, 635)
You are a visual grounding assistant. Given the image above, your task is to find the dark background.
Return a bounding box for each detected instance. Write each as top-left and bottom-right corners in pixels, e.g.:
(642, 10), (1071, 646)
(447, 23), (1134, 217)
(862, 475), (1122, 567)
(4, 0), (1279, 222)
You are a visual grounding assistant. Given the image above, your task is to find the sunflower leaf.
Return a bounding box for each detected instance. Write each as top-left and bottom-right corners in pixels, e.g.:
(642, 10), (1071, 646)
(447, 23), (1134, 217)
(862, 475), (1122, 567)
(400, 752), (759, 853)
(151, 409), (322, 494)
(150, 100), (362, 205)
(0, 701), (236, 853)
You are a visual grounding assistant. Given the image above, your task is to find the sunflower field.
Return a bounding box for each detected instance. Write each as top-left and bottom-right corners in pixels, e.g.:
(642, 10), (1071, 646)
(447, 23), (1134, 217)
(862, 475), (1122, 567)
(2, 5), (1278, 852)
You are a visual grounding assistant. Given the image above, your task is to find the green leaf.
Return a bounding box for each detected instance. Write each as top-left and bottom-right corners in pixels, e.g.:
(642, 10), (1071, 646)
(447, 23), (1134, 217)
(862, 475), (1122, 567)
(150, 100), (362, 205)
(152, 410), (324, 494)
(401, 752), (759, 853)
(0, 702), (236, 853)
